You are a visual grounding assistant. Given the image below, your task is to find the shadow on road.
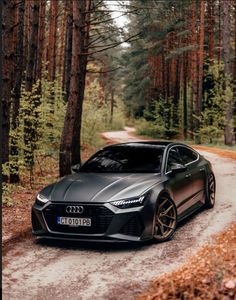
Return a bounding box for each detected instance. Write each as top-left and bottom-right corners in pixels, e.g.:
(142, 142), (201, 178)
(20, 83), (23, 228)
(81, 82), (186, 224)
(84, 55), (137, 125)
(35, 237), (146, 252)
(35, 206), (205, 252)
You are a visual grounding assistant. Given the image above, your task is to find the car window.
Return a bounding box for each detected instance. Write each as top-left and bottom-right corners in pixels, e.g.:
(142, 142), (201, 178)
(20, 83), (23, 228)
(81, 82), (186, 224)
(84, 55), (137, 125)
(178, 146), (198, 165)
(166, 147), (183, 172)
(80, 146), (164, 173)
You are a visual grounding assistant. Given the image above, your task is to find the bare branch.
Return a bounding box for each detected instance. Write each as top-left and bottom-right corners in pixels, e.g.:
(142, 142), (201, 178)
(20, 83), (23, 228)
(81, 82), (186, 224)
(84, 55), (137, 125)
(89, 11), (111, 24)
(83, 33), (141, 56)
(88, 9), (138, 27)
(91, 0), (104, 11)
(87, 67), (122, 73)
(89, 28), (123, 39)
(87, 34), (118, 48)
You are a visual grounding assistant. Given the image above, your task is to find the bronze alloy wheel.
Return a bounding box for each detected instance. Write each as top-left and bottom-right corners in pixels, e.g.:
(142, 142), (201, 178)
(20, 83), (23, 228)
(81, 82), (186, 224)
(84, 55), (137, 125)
(153, 196), (177, 242)
(205, 173), (216, 209)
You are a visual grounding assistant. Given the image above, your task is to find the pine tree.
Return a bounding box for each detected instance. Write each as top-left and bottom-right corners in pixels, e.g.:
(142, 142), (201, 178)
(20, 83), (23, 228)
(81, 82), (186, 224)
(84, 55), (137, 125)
(222, 0), (233, 146)
(195, 0), (205, 143)
(207, 0), (215, 64)
(24, 0), (40, 166)
(48, 0), (58, 81)
(10, 0), (26, 183)
(2, 0), (15, 180)
(35, 0), (46, 81)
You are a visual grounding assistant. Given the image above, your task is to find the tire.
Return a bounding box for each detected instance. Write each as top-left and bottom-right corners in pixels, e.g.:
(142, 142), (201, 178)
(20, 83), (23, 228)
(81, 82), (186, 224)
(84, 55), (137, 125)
(153, 195), (177, 242)
(205, 173), (216, 209)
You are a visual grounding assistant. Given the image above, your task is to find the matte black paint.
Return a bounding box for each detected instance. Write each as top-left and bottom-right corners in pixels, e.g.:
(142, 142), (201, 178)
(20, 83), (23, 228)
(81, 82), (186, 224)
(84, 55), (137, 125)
(32, 142), (214, 242)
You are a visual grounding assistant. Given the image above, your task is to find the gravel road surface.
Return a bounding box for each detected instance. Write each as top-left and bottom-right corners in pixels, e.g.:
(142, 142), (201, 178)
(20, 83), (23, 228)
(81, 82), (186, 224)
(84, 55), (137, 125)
(3, 129), (236, 300)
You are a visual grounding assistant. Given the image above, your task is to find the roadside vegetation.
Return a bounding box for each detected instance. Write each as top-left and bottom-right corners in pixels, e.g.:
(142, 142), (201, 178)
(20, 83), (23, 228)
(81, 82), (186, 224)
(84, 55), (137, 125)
(3, 71), (125, 206)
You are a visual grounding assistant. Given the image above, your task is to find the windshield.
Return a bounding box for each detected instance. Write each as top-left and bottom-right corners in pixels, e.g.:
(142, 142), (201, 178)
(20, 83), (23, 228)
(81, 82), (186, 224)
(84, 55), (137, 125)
(80, 146), (164, 173)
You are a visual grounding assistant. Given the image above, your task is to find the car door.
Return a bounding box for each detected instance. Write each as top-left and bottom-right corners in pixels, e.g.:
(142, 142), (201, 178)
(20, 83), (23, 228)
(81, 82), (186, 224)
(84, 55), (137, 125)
(178, 146), (205, 206)
(165, 146), (193, 215)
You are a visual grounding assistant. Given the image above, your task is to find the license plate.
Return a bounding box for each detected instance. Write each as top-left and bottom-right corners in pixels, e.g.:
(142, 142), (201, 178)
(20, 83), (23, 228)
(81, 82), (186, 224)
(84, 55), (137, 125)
(57, 217), (91, 227)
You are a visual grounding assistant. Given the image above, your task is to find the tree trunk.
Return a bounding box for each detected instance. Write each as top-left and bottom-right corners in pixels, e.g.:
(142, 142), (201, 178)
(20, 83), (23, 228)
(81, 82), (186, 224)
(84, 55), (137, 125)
(164, 33), (170, 130)
(24, 0), (40, 167)
(217, 0), (222, 65)
(173, 57), (180, 128)
(63, 0), (73, 100)
(48, 0), (58, 81)
(190, 0), (197, 140)
(234, 2), (236, 142)
(165, 33), (170, 100)
(35, 0), (46, 81)
(2, 0), (14, 179)
(59, 2), (67, 78)
(9, 0), (25, 183)
(23, 0), (31, 76)
(222, 0), (233, 145)
(195, 0), (205, 144)
(59, 0), (92, 177)
(183, 53), (188, 139)
(25, 1), (39, 91)
(110, 89), (114, 124)
(161, 45), (166, 99)
(207, 0), (214, 64)
(12, 0), (18, 57)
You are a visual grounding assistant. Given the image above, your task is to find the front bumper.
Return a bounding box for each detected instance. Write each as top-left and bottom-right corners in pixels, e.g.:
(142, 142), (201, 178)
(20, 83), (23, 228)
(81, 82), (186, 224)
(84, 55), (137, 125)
(32, 200), (155, 242)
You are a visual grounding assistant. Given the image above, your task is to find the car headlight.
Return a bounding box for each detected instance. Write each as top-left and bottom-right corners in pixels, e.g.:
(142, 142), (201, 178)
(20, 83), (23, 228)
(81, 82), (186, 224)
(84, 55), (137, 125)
(111, 195), (146, 209)
(36, 193), (49, 205)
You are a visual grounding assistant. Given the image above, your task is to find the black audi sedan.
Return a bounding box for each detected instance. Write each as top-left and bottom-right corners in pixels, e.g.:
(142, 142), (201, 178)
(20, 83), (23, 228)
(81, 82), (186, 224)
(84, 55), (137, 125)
(32, 142), (215, 242)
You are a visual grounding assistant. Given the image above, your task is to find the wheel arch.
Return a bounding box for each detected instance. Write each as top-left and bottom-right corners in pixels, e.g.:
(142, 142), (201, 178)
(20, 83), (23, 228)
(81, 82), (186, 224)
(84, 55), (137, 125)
(152, 190), (178, 242)
(205, 171), (216, 209)
(156, 189), (174, 204)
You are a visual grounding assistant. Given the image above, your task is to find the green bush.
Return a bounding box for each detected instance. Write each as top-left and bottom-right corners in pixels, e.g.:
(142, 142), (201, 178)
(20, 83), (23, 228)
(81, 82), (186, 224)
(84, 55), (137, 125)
(164, 129), (179, 139)
(81, 79), (125, 147)
(135, 118), (165, 138)
(2, 182), (13, 206)
(199, 62), (230, 144)
(199, 125), (223, 144)
(6, 69), (66, 188)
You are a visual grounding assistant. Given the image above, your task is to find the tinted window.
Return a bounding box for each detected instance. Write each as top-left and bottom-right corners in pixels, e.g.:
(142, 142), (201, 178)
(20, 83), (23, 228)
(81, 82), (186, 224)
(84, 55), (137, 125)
(167, 147), (183, 172)
(80, 146), (164, 173)
(178, 146), (198, 165)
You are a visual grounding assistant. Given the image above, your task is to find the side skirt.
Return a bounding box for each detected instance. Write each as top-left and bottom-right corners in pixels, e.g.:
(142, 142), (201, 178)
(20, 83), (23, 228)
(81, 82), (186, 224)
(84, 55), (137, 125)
(177, 201), (204, 223)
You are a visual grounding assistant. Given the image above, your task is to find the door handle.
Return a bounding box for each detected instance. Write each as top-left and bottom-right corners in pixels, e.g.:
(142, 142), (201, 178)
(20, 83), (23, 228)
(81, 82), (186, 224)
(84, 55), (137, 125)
(185, 173), (191, 178)
(199, 167), (205, 172)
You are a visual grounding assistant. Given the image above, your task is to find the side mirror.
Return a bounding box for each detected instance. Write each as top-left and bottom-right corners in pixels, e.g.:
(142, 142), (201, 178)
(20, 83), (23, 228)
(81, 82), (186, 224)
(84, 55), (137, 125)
(170, 163), (187, 175)
(71, 163), (81, 173)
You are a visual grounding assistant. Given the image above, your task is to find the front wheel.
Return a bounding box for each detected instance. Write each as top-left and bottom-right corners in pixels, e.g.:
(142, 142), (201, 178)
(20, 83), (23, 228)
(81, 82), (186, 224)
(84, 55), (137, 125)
(153, 195), (177, 242)
(205, 173), (216, 209)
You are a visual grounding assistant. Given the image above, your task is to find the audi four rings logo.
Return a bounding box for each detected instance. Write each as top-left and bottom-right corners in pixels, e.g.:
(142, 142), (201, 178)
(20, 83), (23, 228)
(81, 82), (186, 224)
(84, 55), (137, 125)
(66, 206), (84, 214)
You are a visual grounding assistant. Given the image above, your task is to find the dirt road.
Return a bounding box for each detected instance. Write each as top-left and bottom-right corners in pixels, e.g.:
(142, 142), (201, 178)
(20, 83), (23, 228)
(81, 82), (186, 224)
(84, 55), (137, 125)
(3, 129), (236, 300)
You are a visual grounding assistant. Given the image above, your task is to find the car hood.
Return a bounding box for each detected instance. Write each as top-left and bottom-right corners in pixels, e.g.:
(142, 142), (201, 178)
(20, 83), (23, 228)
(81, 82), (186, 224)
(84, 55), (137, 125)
(44, 172), (162, 203)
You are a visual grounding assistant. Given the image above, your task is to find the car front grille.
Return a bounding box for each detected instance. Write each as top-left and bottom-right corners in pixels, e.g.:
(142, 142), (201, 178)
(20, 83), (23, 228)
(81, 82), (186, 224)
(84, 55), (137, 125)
(32, 210), (43, 231)
(43, 203), (114, 234)
(119, 214), (144, 236)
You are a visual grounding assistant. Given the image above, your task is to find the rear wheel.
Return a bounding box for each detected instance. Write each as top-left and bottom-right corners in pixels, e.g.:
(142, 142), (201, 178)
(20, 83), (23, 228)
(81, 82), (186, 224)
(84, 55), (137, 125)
(205, 173), (216, 209)
(153, 195), (177, 242)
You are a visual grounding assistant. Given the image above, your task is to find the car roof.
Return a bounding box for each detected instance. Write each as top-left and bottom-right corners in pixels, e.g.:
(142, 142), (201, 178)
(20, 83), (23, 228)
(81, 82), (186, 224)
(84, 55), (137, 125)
(103, 141), (173, 150)
(103, 141), (197, 150)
